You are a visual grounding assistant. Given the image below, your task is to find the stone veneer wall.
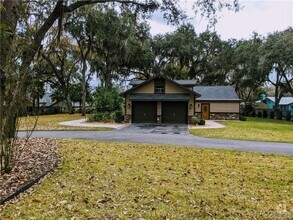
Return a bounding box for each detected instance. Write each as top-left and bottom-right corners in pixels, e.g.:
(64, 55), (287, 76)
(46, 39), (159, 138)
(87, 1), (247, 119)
(187, 116), (193, 124)
(194, 113), (239, 120)
(124, 114), (131, 123)
(210, 113), (239, 120)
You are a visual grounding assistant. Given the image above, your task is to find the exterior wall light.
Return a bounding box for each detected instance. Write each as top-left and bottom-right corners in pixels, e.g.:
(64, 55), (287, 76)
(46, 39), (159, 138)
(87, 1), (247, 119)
(189, 103), (193, 109)
(128, 103), (131, 109)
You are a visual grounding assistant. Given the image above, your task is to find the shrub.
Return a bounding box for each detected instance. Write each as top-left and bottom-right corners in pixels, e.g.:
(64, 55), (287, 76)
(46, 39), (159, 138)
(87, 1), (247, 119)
(263, 110), (268, 118)
(114, 111), (124, 123)
(269, 111), (274, 119)
(239, 115), (247, 121)
(242, 102), (255, 117)
(198, 119), (206, 125)
(251, 111), (256, 117)
(191, 117), (200, 125)
(285, 111), (291, 121)
(92, 87), (123, 113)
(88, 112), (113, 122)
(257, 111), (262, 118)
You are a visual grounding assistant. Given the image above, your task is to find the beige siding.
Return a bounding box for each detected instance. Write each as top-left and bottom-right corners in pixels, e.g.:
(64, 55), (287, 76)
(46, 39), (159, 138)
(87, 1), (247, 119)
(165, 81), (187, 93)
(125, 94), (132, 115)
(157, 101), (162, 115)
(188, 94), (195, 116)
(195, 101), (201, 112)
(195, 101), (239, 113)
(210, 102), (239, 113)
(132, 81), (154, 93)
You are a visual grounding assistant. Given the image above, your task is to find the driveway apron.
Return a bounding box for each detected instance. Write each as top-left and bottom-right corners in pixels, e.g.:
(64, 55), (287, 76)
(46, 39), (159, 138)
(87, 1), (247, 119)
(118, 124), (188, 135)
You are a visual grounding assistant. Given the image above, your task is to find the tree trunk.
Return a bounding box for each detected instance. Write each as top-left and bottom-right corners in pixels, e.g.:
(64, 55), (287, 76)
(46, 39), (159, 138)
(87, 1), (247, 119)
(37, 93), (40, 114)
(81, 59), (87, 116)
(280, 68), (293, 96)
(66, 94), (74, 114)
(32, 96), (36, 114)
(0, 0), (20, 173)
(274, 71), (281, 118)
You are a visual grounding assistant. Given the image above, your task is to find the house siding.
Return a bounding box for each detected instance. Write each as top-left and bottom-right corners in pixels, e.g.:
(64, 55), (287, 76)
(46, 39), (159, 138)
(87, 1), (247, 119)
(165, 81), (187, 93)
(125, 94), (132, 115)
(210, 102), (239, 113)
(188, 94), (195, 116)
(195, 102), (239, 113)
(157, 101), (162, 115)
(132, 81), (154, 93)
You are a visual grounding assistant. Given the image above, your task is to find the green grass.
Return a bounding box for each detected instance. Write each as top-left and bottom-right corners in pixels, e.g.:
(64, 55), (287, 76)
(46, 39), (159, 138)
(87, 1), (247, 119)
(18, 114), (113, 131)
(1, 140), (292, 219)
(190, 117), (293, 143)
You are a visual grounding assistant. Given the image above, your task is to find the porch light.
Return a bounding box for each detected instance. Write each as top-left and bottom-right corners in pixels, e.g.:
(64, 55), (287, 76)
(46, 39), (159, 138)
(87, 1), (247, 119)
(189, 103), (193, 109)
(128, 103), (131, 109)
(198, 103), (200, 108)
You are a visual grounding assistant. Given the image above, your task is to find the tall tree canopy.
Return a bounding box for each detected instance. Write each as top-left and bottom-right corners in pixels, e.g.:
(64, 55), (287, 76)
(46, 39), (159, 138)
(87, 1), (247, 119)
(0, 0), (240, 173)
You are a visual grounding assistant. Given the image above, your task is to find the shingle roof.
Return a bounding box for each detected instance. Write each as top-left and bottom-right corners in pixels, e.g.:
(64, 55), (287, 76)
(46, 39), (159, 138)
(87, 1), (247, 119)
(129, 94), (190, 101)
(194, 86), (240, 101)
(267, 97), (293, 105)
(174, 80), (197, 86)
(129, 80), (144, 85)
(130, 79), (197, 86)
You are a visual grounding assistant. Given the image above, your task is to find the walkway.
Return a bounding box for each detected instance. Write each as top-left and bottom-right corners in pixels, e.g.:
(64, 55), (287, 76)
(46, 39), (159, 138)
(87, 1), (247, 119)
(58, 119), (127, 129)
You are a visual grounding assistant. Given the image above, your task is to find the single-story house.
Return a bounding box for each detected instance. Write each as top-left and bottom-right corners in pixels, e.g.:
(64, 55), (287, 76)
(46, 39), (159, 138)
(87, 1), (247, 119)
(256, 95), (293, 116)
(121, 75), (240, 123)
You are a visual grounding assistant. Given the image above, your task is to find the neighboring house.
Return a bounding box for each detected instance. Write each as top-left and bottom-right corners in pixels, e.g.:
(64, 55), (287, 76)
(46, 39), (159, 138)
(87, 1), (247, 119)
(39, 92), (53, 107)
(256, 95), (293, 116)
(121, 75), (240, 123)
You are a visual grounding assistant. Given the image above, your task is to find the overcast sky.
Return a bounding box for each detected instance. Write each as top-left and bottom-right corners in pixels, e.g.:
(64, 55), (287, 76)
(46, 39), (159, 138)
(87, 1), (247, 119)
(149, 0), (293, 40)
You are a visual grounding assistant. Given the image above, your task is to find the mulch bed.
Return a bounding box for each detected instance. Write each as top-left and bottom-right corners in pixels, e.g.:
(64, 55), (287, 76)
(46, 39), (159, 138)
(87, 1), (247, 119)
(0, 138), (60, 208)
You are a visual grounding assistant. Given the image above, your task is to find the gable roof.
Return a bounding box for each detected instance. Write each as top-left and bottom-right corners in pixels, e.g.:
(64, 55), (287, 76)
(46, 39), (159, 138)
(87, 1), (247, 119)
(121, 75), (201, 97)
(194, 86), (240, 101)
(266, 97), (293, 105)
(130, 79), (197, 87)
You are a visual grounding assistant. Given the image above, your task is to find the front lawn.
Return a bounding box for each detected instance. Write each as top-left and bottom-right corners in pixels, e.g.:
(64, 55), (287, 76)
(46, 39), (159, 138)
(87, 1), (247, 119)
(190, 117), (293, 143)
(1, 140), (292, 219)
(18, 114), (113, 131)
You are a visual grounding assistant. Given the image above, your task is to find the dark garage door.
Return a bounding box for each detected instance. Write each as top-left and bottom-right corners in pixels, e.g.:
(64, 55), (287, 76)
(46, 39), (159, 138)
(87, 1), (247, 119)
(132, 101), (157, 123)
(162, 102), (187, 124)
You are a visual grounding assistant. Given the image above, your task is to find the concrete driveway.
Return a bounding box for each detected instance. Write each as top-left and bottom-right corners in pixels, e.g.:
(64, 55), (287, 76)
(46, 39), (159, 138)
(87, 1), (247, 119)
(118, 123), (188, 135)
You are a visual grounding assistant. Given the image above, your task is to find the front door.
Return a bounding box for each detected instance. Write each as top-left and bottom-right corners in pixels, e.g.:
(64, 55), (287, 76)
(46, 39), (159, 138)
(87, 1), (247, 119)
(201, 103), (210, 120)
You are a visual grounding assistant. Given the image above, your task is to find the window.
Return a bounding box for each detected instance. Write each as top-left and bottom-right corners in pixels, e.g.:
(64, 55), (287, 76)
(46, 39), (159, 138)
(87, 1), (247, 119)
(155, 78), (165, 94)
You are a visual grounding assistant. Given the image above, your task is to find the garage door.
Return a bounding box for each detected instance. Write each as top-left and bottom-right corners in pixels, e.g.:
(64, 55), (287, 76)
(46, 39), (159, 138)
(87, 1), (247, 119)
(132, 101), (157, 123)
(162, 102), (187, 124)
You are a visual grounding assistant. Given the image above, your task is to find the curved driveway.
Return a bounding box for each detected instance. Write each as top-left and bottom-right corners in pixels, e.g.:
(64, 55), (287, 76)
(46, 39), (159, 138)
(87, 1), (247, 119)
(18, 124), (293, 155)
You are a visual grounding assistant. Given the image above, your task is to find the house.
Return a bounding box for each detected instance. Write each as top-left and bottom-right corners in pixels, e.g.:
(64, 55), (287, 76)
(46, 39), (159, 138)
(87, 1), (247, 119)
(256, 95), (293, 116)
(121, 75), (240, 123)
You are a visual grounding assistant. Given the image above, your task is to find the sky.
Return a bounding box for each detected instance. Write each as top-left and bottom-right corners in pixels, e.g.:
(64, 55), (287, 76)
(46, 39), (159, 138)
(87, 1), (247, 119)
(149, 0), (293, 40)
